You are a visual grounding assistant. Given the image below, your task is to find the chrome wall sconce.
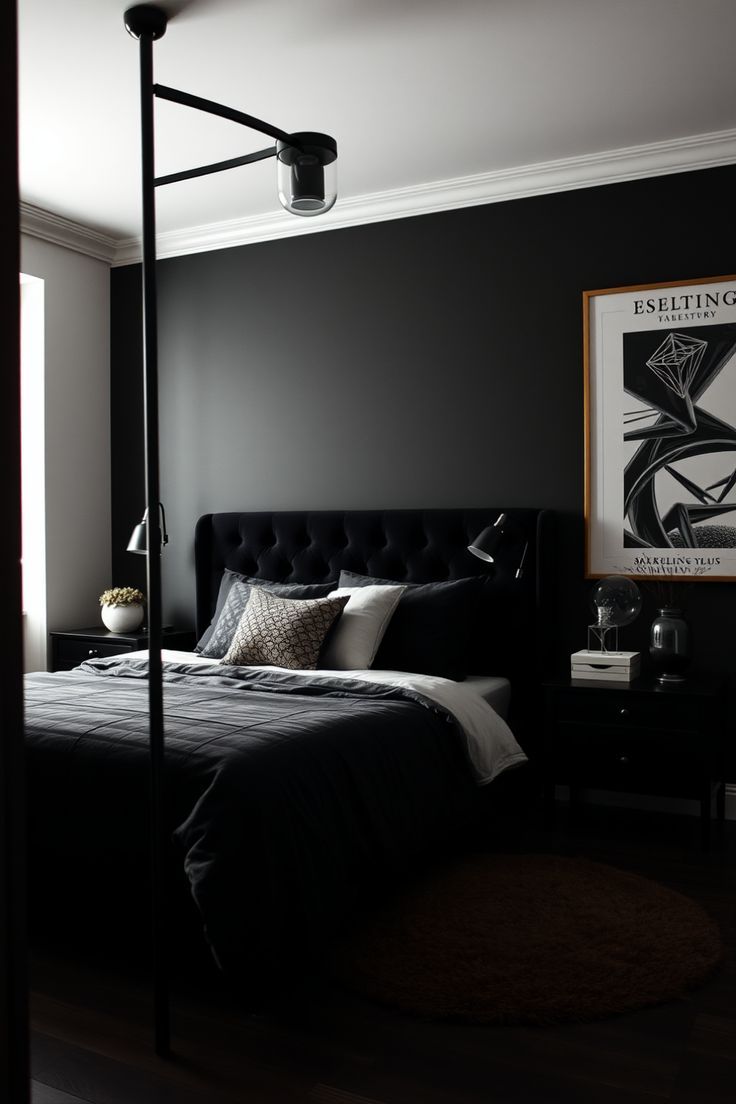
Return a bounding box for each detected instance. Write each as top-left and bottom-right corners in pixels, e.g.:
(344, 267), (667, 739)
(127, 504), (169, 555)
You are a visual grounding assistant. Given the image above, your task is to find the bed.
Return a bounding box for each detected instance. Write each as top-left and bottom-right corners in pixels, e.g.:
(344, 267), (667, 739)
(25, 507), (552, 992)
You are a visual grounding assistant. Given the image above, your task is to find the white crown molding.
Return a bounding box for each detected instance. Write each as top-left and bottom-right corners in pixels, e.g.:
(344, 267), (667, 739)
(112, 126), (736, 265)
(22, 127), (736, 267)
(20, 202), (118, 265)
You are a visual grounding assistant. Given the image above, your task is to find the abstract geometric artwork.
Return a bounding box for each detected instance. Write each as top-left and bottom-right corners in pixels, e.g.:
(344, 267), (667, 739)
(585, 276), (736, 579)
(645, 333), (706, 398)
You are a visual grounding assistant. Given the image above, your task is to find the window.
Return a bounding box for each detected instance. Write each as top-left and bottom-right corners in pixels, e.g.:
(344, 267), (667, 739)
(20, 272), (46, 671)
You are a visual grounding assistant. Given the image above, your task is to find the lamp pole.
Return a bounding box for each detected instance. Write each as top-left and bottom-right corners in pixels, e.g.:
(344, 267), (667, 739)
(123, 1), (336, 1057)
(124, 3), (169, 1058)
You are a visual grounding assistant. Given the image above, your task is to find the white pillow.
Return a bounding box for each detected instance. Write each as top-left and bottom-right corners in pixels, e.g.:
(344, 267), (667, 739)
(319, 584), (405, 670)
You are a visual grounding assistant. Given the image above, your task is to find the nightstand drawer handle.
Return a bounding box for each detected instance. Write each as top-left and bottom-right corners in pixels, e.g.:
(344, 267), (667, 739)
(619, 755), (630, 765)
(619, 708), (630, 718)
(88, 648), (99, 658)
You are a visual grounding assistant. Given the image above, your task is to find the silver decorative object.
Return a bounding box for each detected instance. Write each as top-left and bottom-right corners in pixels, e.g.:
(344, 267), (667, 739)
(649, 607), (690, 683)
(588, 575), (642, 653)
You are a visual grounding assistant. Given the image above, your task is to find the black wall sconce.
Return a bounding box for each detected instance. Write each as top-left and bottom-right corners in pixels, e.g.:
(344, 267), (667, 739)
(468, 513), (529, 578)
(123, 3), (338, 1057)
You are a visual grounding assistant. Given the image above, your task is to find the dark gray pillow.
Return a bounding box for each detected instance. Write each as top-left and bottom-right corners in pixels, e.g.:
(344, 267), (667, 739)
(196, 571), (334, 658)
(195, 569), (243, 654)
(338, 570), (483, 681)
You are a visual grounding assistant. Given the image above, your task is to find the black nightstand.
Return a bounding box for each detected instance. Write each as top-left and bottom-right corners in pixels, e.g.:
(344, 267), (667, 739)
(543, 676), (727, 847)
(49, 626), (196, 672)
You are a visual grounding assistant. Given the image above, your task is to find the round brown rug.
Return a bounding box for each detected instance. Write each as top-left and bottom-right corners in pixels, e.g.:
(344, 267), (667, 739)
(332, 854), (723, 1025)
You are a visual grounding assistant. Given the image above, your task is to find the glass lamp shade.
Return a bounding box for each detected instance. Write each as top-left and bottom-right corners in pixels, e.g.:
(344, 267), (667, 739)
(277, 132), (337, 217)
(590, 575), (642, 628)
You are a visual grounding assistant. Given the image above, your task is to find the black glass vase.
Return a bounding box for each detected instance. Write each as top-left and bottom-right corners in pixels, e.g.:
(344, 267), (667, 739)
(649, 607), (690, 684)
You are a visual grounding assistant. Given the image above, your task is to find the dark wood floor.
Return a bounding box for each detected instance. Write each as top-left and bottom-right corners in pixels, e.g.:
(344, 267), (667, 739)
(30, 801), (736, 1104)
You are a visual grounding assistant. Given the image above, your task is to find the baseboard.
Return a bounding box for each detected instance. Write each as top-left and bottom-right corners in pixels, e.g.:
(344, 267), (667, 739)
(555, 784), (736, 820)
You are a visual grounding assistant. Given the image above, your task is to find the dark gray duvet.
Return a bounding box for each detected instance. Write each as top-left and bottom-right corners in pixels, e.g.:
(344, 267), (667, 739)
(24, 658), (481, 985)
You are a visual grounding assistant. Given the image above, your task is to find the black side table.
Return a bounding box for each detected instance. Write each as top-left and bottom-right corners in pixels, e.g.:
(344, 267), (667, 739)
(49, 626), (196, 672)
(543, 675), (727, 848)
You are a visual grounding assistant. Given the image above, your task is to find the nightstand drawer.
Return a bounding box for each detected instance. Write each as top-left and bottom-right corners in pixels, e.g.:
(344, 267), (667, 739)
(49, 627), (196, 672)
(555, 688), (703, 732)
(553, 725), (702, 792)
(53, 637), (135, 670)
(543, 676), (726, 844)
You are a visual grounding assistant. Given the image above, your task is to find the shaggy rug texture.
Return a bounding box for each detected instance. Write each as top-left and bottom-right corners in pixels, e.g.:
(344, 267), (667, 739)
(332, 854), (723, 1025)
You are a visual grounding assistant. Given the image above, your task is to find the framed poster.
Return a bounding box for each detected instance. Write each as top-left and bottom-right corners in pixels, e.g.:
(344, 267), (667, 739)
(584, 274), (736, 580)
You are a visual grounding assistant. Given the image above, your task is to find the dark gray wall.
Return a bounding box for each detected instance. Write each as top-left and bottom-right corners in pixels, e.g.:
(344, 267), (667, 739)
(112, 163), (736, 681)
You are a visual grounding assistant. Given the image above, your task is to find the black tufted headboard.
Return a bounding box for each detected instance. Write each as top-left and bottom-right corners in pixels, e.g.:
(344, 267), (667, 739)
(194, 508), (553, 690)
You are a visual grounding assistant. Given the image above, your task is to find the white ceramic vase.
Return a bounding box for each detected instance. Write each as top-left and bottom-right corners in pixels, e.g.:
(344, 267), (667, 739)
(101, 603), (144, 633)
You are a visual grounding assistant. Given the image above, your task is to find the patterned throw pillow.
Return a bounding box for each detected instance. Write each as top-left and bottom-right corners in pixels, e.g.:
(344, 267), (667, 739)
(199, 580), (252, 658)
(198, 576), (335, 659)
(222, 587), (349, 670)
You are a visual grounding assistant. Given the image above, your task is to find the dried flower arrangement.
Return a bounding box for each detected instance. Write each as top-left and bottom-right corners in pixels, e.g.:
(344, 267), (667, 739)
(99, 587), (145, 607)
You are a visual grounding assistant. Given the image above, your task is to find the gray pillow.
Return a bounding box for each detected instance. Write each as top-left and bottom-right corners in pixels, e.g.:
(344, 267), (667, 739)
(195, 568), (243, 654)
(337, 570), (482, 680)
(319, 584), (405, 670)
(222, 588), (349, 670)
(196, 571), (334, 658)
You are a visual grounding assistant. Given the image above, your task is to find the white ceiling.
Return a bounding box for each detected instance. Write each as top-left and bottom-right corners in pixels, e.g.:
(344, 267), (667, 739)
(18, 0), (736, 251)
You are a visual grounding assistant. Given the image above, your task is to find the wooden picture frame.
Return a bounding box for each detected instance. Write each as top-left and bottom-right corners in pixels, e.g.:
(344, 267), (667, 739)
(584, 274), (736, 580)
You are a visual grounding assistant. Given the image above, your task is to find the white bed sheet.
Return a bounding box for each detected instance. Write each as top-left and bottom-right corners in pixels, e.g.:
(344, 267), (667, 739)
(465, 675), (511, 719)
(119, 650), (526, 785)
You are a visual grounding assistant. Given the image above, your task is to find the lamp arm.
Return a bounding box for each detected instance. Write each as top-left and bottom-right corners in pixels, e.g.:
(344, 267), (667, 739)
(155, 146), (276, 188)
(153, 83), (295, 145)
(158, 502), (168, 545)
(515, 540), (529, 579)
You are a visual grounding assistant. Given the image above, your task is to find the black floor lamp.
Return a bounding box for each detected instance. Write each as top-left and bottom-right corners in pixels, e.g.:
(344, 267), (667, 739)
(123, 3), (338, 1057)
